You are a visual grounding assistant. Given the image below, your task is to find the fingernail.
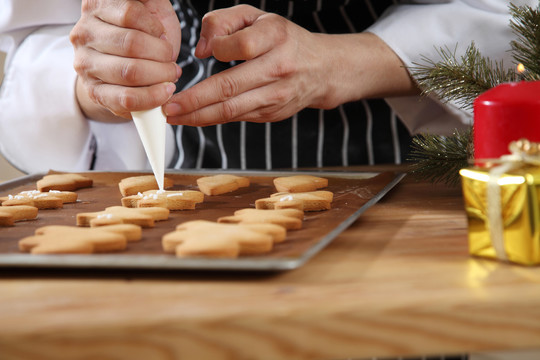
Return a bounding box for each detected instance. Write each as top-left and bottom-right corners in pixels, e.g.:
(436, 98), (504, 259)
(164, 103), (182, 116)
(160, 33), (168, 41)
(166, 83), (177, 97)
(176, 64), (182, 80)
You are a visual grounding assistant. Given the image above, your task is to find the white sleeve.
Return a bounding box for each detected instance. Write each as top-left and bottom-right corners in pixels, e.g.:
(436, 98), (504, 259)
(0, 0), (167, 174)
(367, 0), (537, 135)
(0, 0), (94, 174)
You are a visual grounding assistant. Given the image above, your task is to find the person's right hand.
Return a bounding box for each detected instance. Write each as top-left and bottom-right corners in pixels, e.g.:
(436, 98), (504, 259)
(70, 0), (182, 121)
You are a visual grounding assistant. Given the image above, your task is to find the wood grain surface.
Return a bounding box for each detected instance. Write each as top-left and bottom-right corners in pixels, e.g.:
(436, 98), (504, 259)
(0, 167), (539, 360)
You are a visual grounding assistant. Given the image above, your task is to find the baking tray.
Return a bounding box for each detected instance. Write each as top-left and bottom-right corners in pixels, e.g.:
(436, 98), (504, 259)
(0, 170), (404, 271)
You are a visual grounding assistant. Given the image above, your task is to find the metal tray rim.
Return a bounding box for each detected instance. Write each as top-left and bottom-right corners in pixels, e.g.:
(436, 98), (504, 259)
(0, 170), (404, 271)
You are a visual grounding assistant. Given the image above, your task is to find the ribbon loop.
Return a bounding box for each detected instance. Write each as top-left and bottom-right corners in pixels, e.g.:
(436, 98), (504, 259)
(486, 139), (540, 261)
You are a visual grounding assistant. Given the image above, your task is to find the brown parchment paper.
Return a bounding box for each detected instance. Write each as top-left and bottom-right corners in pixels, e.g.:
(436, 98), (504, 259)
(0, 170), (401, 269)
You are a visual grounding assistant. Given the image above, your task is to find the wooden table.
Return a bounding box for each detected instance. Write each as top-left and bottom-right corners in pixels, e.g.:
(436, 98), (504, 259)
(1, 168), (539, 360)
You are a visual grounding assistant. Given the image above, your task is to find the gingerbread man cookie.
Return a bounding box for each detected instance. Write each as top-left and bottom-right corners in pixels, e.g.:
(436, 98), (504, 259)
(122, 190), (204, 210)
(163, 220), (286, 257)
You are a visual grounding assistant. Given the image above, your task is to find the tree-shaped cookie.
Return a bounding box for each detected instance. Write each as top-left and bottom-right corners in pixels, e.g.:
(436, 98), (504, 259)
(162, 220), (287, 257)
(19, 224), (142, 254)
(77, 206), (169, 228)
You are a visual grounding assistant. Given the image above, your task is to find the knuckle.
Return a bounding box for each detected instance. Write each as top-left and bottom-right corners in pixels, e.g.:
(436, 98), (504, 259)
(69, 24), (90, 47)
(120, 31), (140, 56)
(72, 55), (90, 76)
(87, 83), (101, 104)
(272, 60), (295, 78)
(237, 37), (257, 60)
(220, 101), (237, 120)
(118, 1), (141, 28)
(182, 90), (201, 113)
(219, 76), (238, 99)
(81, 0), (97, 12)
(118, 87), (138, 110)
(120, 60), (139, 83)
(272, 88), (290, 104)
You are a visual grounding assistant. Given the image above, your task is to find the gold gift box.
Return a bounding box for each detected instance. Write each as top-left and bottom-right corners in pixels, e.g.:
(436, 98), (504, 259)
(460, 165), (540, 265)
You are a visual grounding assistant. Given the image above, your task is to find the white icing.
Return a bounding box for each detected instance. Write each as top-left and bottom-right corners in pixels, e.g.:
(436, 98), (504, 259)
(280, 195), (294, 201)
(97, 214), (114, 219)
(167, 193), (184, 197)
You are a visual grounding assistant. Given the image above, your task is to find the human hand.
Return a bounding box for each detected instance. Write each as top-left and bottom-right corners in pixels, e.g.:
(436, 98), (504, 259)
(164, 5), (336, 126)
(70, 0), (182, 121)
(164, 4), (419, 127)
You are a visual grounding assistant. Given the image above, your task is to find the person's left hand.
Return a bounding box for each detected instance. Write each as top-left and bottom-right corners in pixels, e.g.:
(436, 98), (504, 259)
(163, 5), (338, 126)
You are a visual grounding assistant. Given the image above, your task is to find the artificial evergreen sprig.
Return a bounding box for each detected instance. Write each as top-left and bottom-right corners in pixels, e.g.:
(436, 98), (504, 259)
(405, 2), (540, 186)
(410, 44), (518, 111)
(407, 129), (473, 187)
(509, 2), (540, 80)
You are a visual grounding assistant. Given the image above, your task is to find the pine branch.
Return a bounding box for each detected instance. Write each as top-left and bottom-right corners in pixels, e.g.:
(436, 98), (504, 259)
(410, 44), (518, 110)
(407, 129), (473, 187)
(509, 2), (540, 80)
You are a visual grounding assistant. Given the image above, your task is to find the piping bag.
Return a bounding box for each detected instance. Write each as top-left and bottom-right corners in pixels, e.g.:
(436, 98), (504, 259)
(131, 107), (166, 191)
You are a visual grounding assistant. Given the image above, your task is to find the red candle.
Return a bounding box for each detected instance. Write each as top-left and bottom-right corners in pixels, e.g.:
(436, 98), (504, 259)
(474, 80), (540, 159)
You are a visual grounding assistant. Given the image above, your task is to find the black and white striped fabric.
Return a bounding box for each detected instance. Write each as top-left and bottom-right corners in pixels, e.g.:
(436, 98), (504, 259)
(168, 0), (413, 170)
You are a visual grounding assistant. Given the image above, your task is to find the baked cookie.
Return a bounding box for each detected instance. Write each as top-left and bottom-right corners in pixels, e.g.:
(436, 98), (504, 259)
(121, 190), (204, 210)
(36, 224), (142, 243)
(273, 175), (328, 193)
(256, 191), (333, 211)
(218, 208), (304, 230)
(119, 175), (174, 196)
(37, 173), (93, 192)
(19, 224), (142, 254)
(77, 206), (169, 228)
(196, 174), (250, 195)
(0, 190), (77, 209)
(0, 205), (39, 227)
(163, 220), (286, 257)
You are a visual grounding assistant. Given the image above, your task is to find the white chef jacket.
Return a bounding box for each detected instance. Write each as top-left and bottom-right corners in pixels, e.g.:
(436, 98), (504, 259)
(0, 0), (533, 174)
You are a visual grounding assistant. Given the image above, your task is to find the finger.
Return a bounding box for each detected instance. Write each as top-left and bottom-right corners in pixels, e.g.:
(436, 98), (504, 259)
(167, 81), (296, 126)
(71, 20), (174, 62)
(164, 56), (289, 117)
(87, 81), (177, 116)
(75, 48), (180, 87)
(195, 5), (266, 58)
(85, 0), (165, 38)
(210, 13), (288, 62)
